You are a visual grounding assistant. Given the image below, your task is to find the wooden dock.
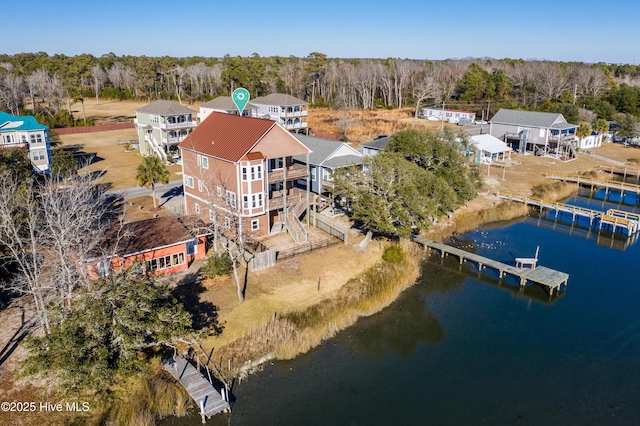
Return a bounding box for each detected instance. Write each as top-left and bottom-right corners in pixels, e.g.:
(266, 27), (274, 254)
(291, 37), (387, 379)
(546, 174), (640, 200)
(598, 165), (640, 182)
(497, 192), (639, 235)
(163, 356), (230, 419)
(411, 236), (569, 295)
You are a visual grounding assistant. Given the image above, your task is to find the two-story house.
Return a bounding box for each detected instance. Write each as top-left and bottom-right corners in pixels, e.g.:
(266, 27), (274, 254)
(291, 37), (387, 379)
(0, 111), (52, 172)
(250, 94), (309, 134)
(198, 96), (257, 122)
(292, 135), (362, 195)
(178, 112), (312, 242)
(135, 100), (197, 163)
(490, 109), (577, 160)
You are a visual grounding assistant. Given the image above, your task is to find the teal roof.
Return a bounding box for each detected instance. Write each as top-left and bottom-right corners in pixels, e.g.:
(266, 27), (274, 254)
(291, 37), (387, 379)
(0, 111), (48, 132)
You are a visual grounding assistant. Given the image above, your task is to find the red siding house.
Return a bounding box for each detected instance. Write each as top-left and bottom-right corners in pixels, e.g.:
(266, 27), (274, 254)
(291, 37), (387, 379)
(178, 112), (312, 242)
(88, 216), (210, 279)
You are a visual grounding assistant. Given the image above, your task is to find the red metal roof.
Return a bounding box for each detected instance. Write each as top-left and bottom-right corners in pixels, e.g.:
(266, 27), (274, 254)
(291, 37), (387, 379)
(179, 112), (276, 162)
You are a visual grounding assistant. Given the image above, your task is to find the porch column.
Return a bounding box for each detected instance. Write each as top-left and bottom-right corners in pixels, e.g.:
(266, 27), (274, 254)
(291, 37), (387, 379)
(306, 152), (310, 228)
(283, 157), (287, 218)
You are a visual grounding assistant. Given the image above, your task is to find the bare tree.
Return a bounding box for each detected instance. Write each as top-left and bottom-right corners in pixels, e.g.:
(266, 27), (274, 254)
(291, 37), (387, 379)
(0, 173), (52, 333)
(412, 64), (440, 117)
(0, 73), (25, 115)
(90, 64), (107, 104)
(38, 173), (111, 310)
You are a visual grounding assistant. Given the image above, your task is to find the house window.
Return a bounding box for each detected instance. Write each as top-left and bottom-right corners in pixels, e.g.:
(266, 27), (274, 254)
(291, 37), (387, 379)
(186, 240), (197, 255)
(224, 216), (231, 228)
(20, 134), (27, 143)
(251, 220), (259, 231)
(32, 150), (46, 161)
(252, 194), (263, 208)
(2, 134), (15, 144)
(198, 179), (203, 192)
(242, 167), (248, 181)
(201, 156), (208, 169)
(209, 209), (214, 221)
(197, 154), (202, 166)
(97, 260), (110, 277)
(251, 165), (262, 180)
(147, 252), (185, 271)
(322, 168), (332, 181)
(243, 195), (249, 209)
(226, 190), (236, 208)
(185, 176), (194, 188)
(217, 186), (222, 197)
(269, 158), (283, 170)
(310, 166), (316, 181)
(195, 203), (200, 214)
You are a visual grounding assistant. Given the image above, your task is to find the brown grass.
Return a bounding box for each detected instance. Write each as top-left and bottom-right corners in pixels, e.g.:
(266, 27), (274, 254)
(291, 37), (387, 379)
(211, 240), (422, 380)
(308, 107), (454, 144)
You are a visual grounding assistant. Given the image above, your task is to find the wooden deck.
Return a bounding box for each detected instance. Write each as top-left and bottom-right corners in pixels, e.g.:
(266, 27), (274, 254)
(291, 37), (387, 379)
(498, 192), (639, 235)
(412, 236), (569, 294)
(598, 165), (640, 182)
(163, 356), (230, 419)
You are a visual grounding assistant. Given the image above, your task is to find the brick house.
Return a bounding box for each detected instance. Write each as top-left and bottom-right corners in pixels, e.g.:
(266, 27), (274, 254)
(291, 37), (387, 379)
(178, 112), (312, 242)
(87, 216), (209, 279)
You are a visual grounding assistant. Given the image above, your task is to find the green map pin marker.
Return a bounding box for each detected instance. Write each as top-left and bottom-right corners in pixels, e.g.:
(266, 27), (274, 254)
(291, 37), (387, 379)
(232, 88), (250, 115)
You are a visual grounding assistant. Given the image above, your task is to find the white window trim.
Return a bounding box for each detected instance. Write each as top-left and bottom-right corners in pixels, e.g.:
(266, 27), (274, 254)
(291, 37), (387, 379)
(251, 219), (259, 231)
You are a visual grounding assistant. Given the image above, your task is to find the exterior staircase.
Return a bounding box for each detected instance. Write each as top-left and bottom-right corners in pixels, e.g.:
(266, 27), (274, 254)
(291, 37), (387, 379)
(145, 133), (167, 162)
(284, 198), (309, 243)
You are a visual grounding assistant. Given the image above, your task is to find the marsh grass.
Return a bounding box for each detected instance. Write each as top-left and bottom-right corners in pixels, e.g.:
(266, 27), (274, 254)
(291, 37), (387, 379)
(214, 241), (422, 378)
(98, 358), (192, 426)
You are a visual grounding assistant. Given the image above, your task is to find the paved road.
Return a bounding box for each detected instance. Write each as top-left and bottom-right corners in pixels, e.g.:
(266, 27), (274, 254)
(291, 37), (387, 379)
(106, 179), (183, 202)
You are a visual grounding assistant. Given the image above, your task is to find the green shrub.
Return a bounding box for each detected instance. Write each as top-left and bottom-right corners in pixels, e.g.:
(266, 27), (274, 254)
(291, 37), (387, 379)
(382, 245), (404, 263)
(201, 252), (232, 278)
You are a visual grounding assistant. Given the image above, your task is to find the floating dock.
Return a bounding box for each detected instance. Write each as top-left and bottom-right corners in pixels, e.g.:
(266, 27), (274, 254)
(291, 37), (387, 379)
(163, 356), (230, 419)
(411, 236), (569, 295)
(498, 192), (639, 235)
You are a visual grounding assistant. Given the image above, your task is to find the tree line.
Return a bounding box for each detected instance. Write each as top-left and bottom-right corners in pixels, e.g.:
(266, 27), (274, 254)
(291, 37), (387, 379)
(2, 52), (640, 128)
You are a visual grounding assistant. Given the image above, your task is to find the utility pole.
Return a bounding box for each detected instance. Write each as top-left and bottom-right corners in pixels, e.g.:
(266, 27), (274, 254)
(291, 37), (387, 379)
(487, 100), (491, 121)
(440, 100), (445, 132)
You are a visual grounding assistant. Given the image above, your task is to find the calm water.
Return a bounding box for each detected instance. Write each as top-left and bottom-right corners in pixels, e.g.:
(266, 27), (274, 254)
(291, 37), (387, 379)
(166, 191), (640, 426)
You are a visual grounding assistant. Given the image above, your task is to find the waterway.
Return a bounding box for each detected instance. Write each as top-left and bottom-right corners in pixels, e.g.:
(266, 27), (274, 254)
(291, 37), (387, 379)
(165, 190), (640, 425)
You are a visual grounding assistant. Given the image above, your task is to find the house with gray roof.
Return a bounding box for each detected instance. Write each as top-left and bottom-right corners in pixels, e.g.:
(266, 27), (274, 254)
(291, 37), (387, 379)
(198, 96), (257, 122)
(292, 135), (362, 196)
(134, 100), (197, 163)
(489, 109), (577, 160)
(0, 111), (52, 172)
(360, 135), (391, 157)
(251, 93), (309, 134)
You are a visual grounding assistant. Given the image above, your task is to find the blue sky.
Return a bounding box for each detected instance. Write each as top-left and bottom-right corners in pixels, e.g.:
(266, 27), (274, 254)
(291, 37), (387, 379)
(2, 0), (639, 64)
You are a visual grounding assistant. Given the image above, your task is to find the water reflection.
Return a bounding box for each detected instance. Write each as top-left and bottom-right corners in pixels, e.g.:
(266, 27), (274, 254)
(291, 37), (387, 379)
(348, 291), (444, 359)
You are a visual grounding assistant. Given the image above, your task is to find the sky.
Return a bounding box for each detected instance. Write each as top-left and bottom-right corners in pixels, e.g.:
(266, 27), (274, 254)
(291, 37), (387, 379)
(2, 0), (639, 64)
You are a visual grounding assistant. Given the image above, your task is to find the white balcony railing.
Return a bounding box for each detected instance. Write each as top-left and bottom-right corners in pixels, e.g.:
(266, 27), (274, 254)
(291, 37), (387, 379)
(160, 121), (197, 130)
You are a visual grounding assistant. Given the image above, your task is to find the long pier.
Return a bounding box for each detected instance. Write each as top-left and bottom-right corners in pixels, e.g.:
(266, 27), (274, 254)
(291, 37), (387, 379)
(598, 165), (640, 182)
(497, 192), (639, 235)
(163, 356), (230, 419)
(411, 236), (569, 295)
(546, 174), (640, 199)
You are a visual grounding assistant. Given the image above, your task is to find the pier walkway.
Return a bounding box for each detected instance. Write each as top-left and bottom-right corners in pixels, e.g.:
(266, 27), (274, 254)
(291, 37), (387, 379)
(546, 174), (640, 200)
(497, 192), (639, 235)
(411, 236), (569, 295)
(163, 356), (230, 419)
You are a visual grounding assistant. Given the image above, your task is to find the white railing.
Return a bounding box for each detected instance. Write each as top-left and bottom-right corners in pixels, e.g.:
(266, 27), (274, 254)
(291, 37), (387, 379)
(160, 121), (197, 130)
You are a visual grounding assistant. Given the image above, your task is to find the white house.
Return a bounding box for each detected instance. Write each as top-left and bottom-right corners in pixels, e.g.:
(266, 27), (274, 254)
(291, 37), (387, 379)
(422, 107), (476, 124)
(134, 100), (197, 163)
(0, 111), (52, 172)
(198, 96), (257, 122)
(249, 93), (309, 134)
